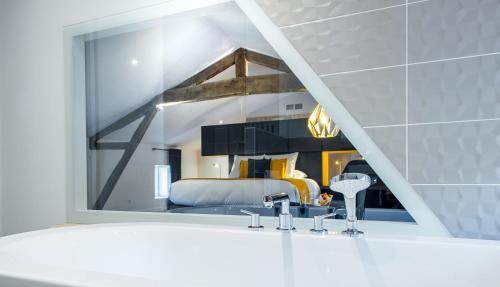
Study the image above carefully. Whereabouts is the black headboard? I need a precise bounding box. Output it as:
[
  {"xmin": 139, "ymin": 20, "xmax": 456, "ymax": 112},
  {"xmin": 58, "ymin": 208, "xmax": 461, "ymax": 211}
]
[
  {"xmin": 204, "ymin": 118, "xmax": 355, "ymax": 187},
  {"xmin": 228, "ymin": 152, "xmax": 322, "ymax": 185}
]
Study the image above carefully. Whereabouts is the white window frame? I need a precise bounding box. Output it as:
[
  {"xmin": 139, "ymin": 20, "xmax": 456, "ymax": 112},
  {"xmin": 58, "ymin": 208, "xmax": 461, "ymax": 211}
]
[{"xmin": 64, "ymin": 0, "xmax": 449, "ymax": 237}]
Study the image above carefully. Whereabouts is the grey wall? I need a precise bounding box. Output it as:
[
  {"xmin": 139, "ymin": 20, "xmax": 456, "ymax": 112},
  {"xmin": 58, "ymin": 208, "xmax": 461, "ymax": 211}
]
[{"xmin": 256, "ymin": 0, "xmax": 500, "ymax": 239}]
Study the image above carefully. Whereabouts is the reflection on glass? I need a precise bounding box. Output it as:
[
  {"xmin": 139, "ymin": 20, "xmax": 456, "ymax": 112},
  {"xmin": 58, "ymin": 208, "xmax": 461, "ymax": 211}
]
[{"xmin": 80, "ymin": 2, "xmax": 412, "ymax": 223}]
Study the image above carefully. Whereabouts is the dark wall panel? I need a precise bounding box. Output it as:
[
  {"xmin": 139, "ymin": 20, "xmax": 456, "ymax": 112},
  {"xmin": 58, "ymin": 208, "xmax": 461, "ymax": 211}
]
[{"xmin": 202, "ymin": 119, "xmax": 354, "ymax": 156}]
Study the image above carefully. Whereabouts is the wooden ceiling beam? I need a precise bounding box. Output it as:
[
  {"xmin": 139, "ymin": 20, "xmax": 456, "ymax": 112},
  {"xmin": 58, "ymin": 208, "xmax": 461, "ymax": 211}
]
[
  {"xmin": 234, "ymin": 48, "xmax": 248, "ymax": 78},
  {"xmin": 245, "ymin": 49, "xmax": 292, "ymax": 74},
  {"xmin": 161, "ymin": 74, "xmax": 305, "ymax": 104},
  {"xmin": 88, "ymin": 98, "xmax": 160, "ymax": 145}
]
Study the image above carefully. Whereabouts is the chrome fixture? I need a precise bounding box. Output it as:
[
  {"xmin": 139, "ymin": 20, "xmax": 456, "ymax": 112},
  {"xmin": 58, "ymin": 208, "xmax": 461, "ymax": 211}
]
[
  {"xmin": 240, "ymin": 209, "xmax": 263, "ymax": 230},
  {"xmin": 309, "ymin": 208, "xmax": 346, "ymax": 234},
  {"xmin": 310, "ymin": 213, "xmax": 335, "ymax": 233},
  {"xmin": 263, "ymin": 193, "xmax": 295, "ymax": 231},
  {"xmin": 330, "ymin": 173, "xmax": 372, "ymax": 237}
]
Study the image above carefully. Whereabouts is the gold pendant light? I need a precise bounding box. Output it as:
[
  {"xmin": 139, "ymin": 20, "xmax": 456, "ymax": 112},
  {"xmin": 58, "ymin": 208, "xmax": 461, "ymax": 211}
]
[{"xmin": 307, "ymin": 104, "xmax": 340, "ymax": 138}]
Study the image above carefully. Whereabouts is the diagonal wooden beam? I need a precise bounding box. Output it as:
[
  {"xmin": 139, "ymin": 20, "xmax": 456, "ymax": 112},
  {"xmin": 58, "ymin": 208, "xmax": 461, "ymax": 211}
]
[
  {"xmin": 94, "ymin": 107, "xmax": 158, "ymax": 210},
  {"xmin": 89, "ymin": 95, "xmax": 161, "ymax": 146},
  {"xmin": 245, "ymin": 49, "xmax": 292, "ymax": 74}
]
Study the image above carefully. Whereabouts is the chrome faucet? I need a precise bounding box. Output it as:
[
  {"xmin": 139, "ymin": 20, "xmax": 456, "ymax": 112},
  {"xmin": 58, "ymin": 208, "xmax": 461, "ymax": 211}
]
[
  {"xmin": 240, "ymin": 209, "xmax": 263, "ymax": 230},
  {"xmin": 330, "ymin": 173, "xmax": 372, "ymax": 237},
  {"xmin": 310, "ymin": 208, "xmax": 345, "ymax": 234},
  {"xmin": 263, "ymin": 193, "xmax": 295, "ymax": 231}
]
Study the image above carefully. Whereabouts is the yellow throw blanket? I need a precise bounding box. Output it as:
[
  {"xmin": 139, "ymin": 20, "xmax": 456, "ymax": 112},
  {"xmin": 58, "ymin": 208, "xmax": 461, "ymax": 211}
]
[
  {"xmin": 181, "ymin": 178, "xmax": 311, "ymax": 205},
  {"xmin": 281, "ymin": 178, "xmax": 310, "ymax": 205}
]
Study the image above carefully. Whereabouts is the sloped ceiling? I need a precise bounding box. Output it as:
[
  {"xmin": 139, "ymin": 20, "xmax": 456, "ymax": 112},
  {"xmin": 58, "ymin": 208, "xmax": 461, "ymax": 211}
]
[{"xmin": 86, "ymin": 2, "xmax": 316, "ymax": 146}]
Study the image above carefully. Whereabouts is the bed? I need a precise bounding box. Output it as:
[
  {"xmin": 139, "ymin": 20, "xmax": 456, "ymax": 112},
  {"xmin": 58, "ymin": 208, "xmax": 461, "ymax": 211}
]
[{"xmin": 169, "ymin": 178, "xmax": 320, "ymax": 206}]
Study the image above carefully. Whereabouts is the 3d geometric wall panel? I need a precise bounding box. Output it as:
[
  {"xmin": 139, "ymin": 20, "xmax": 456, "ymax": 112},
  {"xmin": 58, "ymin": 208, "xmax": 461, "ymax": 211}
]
[
  {"xmin": 415, "ymin": 186, "xmax": 500, "ymax": 240},
  {"xmin": 408, "ymin": 120, "xmax": 500, "ymax": 184},
  {"xmin": 281, "ymin": 6, "xmax": 405, "ymax": 75},
  {"xmin": 322, "ymin": 67, "xmax": 405, "ymax": 127},
  {"xmin": 255, "ymin": 0, "xmax": 404, "ymax": 27},
  {"xmin": 257, "ymin": 0, "xmax": 500, "ymax": 240},
  {"xmin": 408, "ymin": 0, "xmax": 500, "ymax": 63},
  {"xmin": 409, "ymin": 54, "xmax": 500, "ymax": 123}
]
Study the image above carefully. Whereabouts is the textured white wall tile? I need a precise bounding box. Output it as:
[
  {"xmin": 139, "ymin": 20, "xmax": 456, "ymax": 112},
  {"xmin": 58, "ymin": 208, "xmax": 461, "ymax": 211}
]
[
  {"xmin": 255, "ymin": 0, "xmax": 404, "ymax": 27},
  {"xmin": 322, "ymin": 67, "xmax": 405, "ymax": 126},
  {"xmin": 415, "ymin": 185, "xmax": 500, "ymax": 240},
  {"xmin": 409, "ymin": 54, "xmax": 500, "ymax": 123},
  {"xmin": 282, "ymin": 6, "xmax": 405, "ymax": 75},
  {"xmin": 408, "ymin": 0, "xmax": 500, "ymax": 63},
  {"xmin": 408, "ymin": 120, "xmax": 500, "ymax": 184},
  {"xmin": 365, "ymin": 126, "xmax": 406, "ymax": 176},
  {"xmin": 257, "ymin": 0, "xmax": 500, "ymax": 239}
]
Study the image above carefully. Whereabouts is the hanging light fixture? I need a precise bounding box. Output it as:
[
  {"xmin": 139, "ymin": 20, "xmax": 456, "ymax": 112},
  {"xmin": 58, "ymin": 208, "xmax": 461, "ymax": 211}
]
[{"xmin": 307, "ymin": 104, "xmax": 340, "ymax": 138}]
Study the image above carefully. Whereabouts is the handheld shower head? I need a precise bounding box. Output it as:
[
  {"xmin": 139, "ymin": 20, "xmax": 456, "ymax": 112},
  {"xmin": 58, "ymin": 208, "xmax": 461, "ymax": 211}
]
[
  {"xmin": 330, "ymin": 173, "xmax": 371, "ymax": 198},
  {"xmin": 329, "ymin": 173, "xmax": 372, "ymax": 237}
]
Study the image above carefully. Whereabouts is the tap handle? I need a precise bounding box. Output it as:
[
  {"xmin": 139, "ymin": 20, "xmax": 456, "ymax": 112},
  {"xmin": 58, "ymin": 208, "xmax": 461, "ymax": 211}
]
[
  {"xmin": 317, "ymin": 212, "xmax": 336, "ymax": 220},
  {"xmin": 240, "ymin": 209, "xmax": 255, "ymax": 216},
  {"xmin": 240, "ymin": 209, "xmax": 263, "ymax": 230},
  {"xmin": 311, "ymin": 213, "xmax": 335, "ymax": 233}
]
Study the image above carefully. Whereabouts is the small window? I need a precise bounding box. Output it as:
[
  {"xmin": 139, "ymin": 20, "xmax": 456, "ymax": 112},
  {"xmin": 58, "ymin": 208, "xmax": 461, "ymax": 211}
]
[
  {"xmin": 294, "ymin": 103, "xmax": 303, "ymax": 110},
  {"xmin": 155, "ymin": 165, "xmax": 171, "ymax": 199},
  {"xmin": 285, "ymin": 104, "xmax": 294, "ymax": 110}
]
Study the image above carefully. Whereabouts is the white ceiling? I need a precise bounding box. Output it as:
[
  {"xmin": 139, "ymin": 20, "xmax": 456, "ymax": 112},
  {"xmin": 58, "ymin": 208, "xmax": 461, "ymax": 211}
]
[{"xmin": 85, "ymin": 2, "xmax": 317, "ymax": 146}]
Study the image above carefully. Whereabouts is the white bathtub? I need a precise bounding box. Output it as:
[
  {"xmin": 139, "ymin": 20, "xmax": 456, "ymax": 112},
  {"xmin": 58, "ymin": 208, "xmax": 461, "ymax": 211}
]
[{"xmin": 0, "ymin": 223, "xmax": 498, "ymax": 287}]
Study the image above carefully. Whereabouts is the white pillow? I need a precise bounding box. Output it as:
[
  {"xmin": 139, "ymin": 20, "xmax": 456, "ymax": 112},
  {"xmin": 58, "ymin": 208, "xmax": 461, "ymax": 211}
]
[
  {"xmin": 292, "ymin": 170, "xmax": 308, "ymax": 179},
  {"xmin": 264, "ymin": 152, "xmax": 299, "ymax": 178},
  {"xmin": 228, "ymin": 155, "xmax": 265, "ymax": 178}
]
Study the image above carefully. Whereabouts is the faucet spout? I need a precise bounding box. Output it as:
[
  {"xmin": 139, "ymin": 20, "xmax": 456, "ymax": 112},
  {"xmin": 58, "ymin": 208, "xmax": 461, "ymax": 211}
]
[{"xmin": 263, "ymin": 193, "xmax": 295, "ymax": 231}]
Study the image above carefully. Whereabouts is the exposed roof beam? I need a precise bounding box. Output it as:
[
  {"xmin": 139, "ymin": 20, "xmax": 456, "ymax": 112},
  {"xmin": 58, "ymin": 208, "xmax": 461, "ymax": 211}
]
[
  {"xmin": 234, "ymin": 48, "xmax": 248, "ymax": 77},
  {"xmin": 245, "ymin": 49, "xmax": 292, "ymax": 73},
  {"xmin": 88, "ymin": 98, "xmax": 160, "ymax": 146},
  {"xmin": 161, "ymin": 74, "xmax": 305, "ymax": 104}
]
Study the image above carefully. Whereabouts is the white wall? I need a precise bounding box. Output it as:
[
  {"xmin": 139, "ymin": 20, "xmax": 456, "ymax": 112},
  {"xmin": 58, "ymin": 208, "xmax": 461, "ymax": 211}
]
[
  {"xmin": 0, "ymin": 0, "xmax": 4, "ymax": 236},
  {"xmin": 0, "ymin": 0, "xmax": 172, "ymax": 235}
]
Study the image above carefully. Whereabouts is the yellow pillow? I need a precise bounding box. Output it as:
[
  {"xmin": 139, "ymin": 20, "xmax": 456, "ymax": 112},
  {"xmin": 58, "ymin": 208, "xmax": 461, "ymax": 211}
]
[
  {"xmin": 239, "ymin": 160, "xmax": 248, "ymax": 178},
  {"xmin": 269, "ymin": 159, "xmax": 288, "ymax": 179}
]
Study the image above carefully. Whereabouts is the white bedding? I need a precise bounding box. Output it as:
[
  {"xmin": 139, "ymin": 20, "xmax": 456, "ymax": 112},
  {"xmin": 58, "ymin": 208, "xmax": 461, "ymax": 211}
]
[{"xmin": 169, "ymin": 178, "xmax": 320, "ymax": 206}]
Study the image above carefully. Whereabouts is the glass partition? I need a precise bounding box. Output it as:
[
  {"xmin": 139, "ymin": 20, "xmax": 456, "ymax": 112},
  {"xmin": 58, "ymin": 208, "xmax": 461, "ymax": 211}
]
[{"xmin": 70, "ymin": 1, "xmax": 415, "ymax": 225}]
